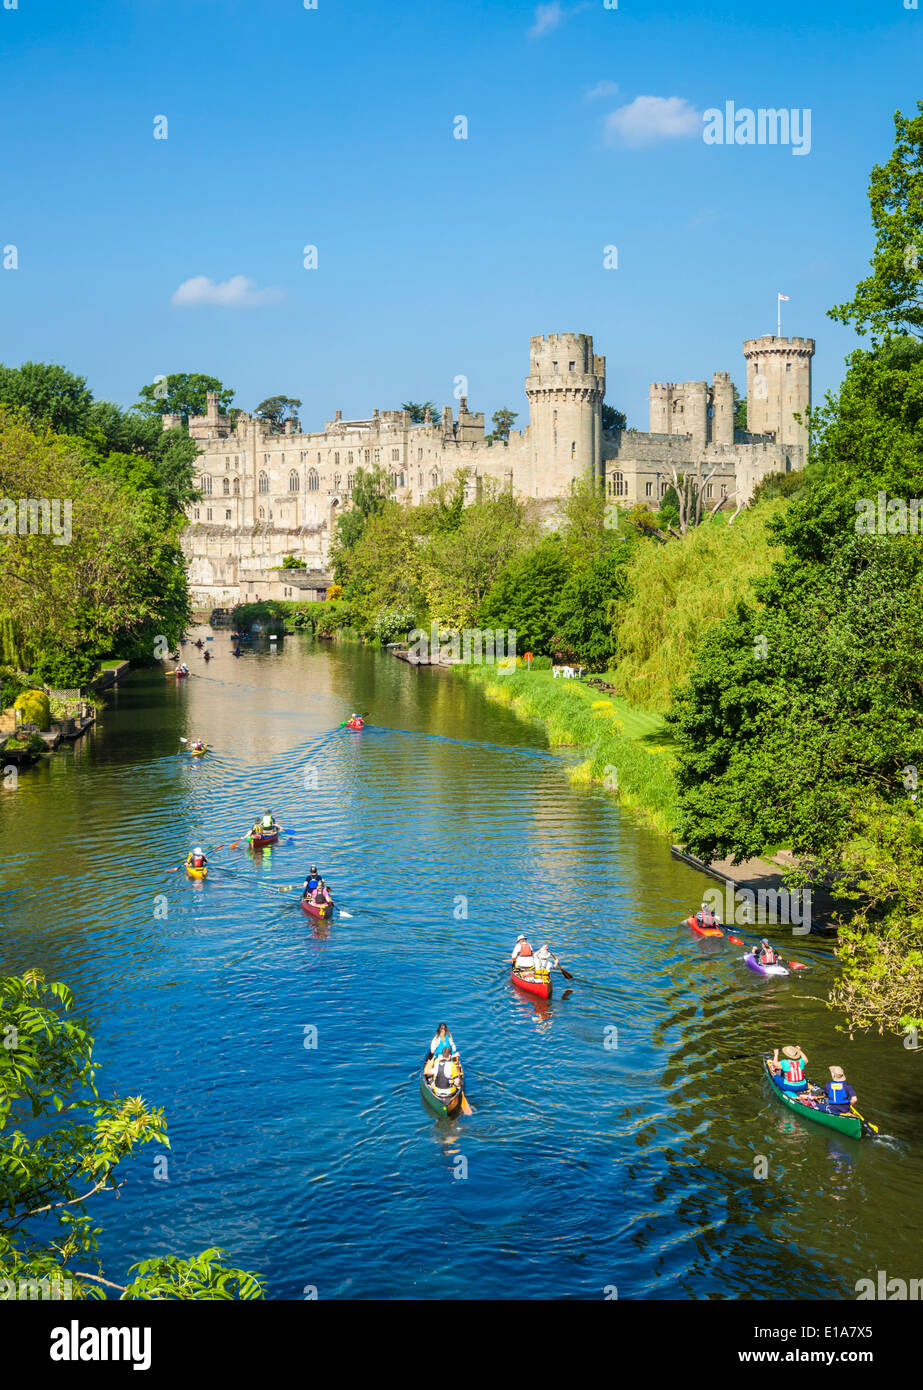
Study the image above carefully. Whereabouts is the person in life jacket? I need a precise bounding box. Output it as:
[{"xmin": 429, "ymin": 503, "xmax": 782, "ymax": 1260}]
[
  {"xmin": 533, "ymin": 944, "xmax": 560, "ymax": 977},
  {"xmin": 261, "ymin": 812, "xmax": 276, "ymax": 832},
  {"xmin": 696, "ymin": 901, "xmax": 721, "ymax": 929},
  {"xmin": 770, "ymin": 1044, "xmax": 809, "ymax": 1093},
  {"xmin": 432, "ymin": 1046, "xmax": 460, "ymax": 1096},
  {"xmin": 191, "ymin": 740, "xmax": 205, "ymax": 753},
  {"xmin": 311, "ymin": 878, "xmax": 333, "ymax": 906},
  {"xmin": 822, "ymin": 1065, "xmax": 858, "ymax": 1114},
  {"xmin": 302, "ymin": 865, "xmax": 320, "ymax": 899},
  {"xmin": 758, "ymin": 938, "xmax": 778, "ymax": 966},
  {"xmin": 188, "ymin": 847, "xmax": 207, "ymax": 870},
  {"xmin": 428, "ymin": 1022, "xmax": 456, "ymax": 1060},
  {"xmin": 511, "ymin": 935, "xmax": 535, "ymax": 971}
]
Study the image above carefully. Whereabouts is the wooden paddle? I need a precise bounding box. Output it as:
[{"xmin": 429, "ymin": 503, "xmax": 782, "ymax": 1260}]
[
  {"xmin": 557, "ymin": 963, "xmax": 574, "ymax": 981},
  {"xmin": 460, "ymin": 1091, "xmax": 473, "ymax": 1116}
]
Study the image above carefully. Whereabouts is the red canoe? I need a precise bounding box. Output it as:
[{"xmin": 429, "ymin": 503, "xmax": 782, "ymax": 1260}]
[
  {"xmin": 346, "ymin": 720, "xmax": 364, "ymax": 730},
  {"xmin": 687, "ymin": 914, "xmax": 724, "ymax": 938},
  {"xmin": 248, "ymin": 829, "xmax": 279, "ymax": 849},
  {"xmin": 510, "ymin": 968, "xmax": 552, "ymax": 1000},
  {"xmin": 301, "ymin": 898, "xmax": 334, "ymax": 920}
]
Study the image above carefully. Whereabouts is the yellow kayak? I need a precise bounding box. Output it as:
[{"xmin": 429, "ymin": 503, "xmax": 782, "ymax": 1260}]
[
  {"xmin": 185, "ymin": 860, "xmax": 208, "ymax": 880},
  {"xmin": 188, "ymin": 744, "xmax": 208, "ymax": 757}
]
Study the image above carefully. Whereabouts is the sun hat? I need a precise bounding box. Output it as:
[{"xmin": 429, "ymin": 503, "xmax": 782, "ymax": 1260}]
[
  {"xmin": 829, "ymin": 1065, "xmax": 846, "ymax": 1081},
  {"xmin": 782, "ymin": 1045, "xmax": 801, "ymax": 1059}
]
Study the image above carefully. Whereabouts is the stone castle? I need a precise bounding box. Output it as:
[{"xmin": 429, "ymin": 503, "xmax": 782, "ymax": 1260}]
[{"xmin": 179, "ymin": 330, "xmax": 814, "ymax": 608}]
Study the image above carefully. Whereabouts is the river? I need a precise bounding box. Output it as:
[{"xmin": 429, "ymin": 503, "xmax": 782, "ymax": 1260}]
[{"xmin": 1, "ymin": 629, "xmax": 920, "ymax": 1300}]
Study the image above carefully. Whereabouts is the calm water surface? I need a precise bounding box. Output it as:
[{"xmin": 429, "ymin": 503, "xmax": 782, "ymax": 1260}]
[{"xmin": 1, "ymin": 631, "xmax": 920, "ymax": 1299}]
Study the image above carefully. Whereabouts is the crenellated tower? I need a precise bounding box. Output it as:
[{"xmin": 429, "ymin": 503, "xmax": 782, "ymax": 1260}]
[
  {"xmin": 525, "ymin": 333, "xmax": 605, "ymax": 497},
  {"xmin": 742, "ymin": 335, "xmax": 815, "ymax": 450}
]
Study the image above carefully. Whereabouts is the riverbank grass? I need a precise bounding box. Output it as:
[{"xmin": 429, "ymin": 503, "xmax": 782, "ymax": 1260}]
[{"xmin": 458, "ymin": 666, "xmax": 678, "ymax": 836}]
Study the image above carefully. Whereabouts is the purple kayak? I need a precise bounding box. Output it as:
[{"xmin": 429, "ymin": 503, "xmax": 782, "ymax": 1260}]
[{"xmin": 744, "ymin": 951, "xmax": 789, "ymax": 978}]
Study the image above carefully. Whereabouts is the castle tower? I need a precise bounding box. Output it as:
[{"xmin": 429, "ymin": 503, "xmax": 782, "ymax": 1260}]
[
  {"xmin": 742, "ymin": 336, "xmax": 815, "ymax": 449},
  {"xmin": 711, "ymin": 371, "xmax": 734, "ymax": 446},
  {"xmin": 526, "ymin": 333, "xmax": 605, "ymax": 497}
]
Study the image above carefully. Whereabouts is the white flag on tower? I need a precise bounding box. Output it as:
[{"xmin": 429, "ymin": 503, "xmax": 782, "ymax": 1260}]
[{"xmin": 777, "ymin": 294, "xmax": 789, "ymax": 336}]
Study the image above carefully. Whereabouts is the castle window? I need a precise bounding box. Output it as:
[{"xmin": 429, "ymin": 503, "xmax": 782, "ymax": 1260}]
[
  {"xmin": 390, "ymin": 472, "xmax": 397, "ymax": 488},
  {"xmin": 234, "ymin": 477, "xmax": 240, "ymax": 495},
  {"xmin": 259, "ymin": 507, "xmax": 265, "ymax": 519},
  {"xmin": 418, "ymin": 448, "xmax": 423, "ymax": 460},
  {"xmin": 611, "ymin": 471, "xmax": 625, "ymax": 497},
  {"xmin": 569, "ymin": 361, "xmax": 575, "ymax": 372},
  {"xmin": 430, "ymin": 470, "xmax": 439, "ymax": 488},
  {"xmin": 194, "ymin": 508, "xmax": 200, "ymax": 519},
  {"xmin": 334, "ymin": 451, "xmax": 340, "ymax": 466},
  {"xmin": 392, "ymin": 448, "xmax": 400, "ymax": 461},
  {"xmin": 706, "ymin": 484, "xmax": 713, "ymax": 498},
  {"xmin": 258, "ymin": 471, "xmax": 269, "ymax": 493},
  {"xmin": 223, "ymin": 478, "xmax": 230, "ymax": 495},
  {"xmin": 301, "ymin": 451, "xmax": 307, "ymax": 462},
  {"xmin": 281, "ymin": 454, "xmax": 285, "ymax": 465},
  {"xmin": 660, "ymin": 480, "xmax": 668, "ymax": 496},
  {"xmin": 786, "ymin": 362, "xmax": 791, "ymax": 372},
  {"xmin": 334, "ymin": 474, "xmax": 341, "ymax": 492},
  {"xmin": 225, "ymin": 456, "xmax": 230, "ymax": 470},
  {"xmin": 347, "ymin": 473, "xmax": 353, "ymax": 491},
  {"xmin": 225, "ymin": 509, "xmax": 231, "ymax": 520},
  {"xmin": 720, "ymin": 483, "xmax": 728, "ymax": 497},
  {"xmin": 206, "ymin": 508, "xmax": 212, "ymax": 520},
  {"xmin": 289, "ymin": 470, "xmax": 299, "ymax": 492},
  {"xmin": 365, "ymin": 449, "xmax": 370, "ymax": 462},
  {"xmin": 399, "ymin": 472, "xmax": 405, "ymax": 487},
  {"xmin": 374, "ymin": 449, "xmax": 380, "ymax": 463},
  {"xmin": 645, "ymin": 481, "xmax": 653, "ymax": 497},
  {"xmin": 552, "ymin": 361, "xmax": 557, "ymax": 371},
  {"xmin": 317, "ymin": 452, "xmax": 321, "ymax": 464},
  {"xmin": 201, "ymin": 475, "xmax": 212, "ymax": 495},
  {"xmin": 571, "ymin": 442, "xmax": 576, "ymax": 459},
  {"xmin": 264, "ymin": 454, "xmax": 271, "ymax": 465},
  {"xmin": 418, "ymin": 472, "xmax": 423, "ymax": 488},
  {"xmin": 347, "ymin": 451, "xmax": 354, "ymax": 465},
  {"xmin": 308, "ymin": 469, "xmax": 319, "ymax": 491}
]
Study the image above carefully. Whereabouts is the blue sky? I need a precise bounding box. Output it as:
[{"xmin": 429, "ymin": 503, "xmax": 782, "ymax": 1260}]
[{"xmin": 2, "ymin": 0, "xmax": 921, "ymax": 431}]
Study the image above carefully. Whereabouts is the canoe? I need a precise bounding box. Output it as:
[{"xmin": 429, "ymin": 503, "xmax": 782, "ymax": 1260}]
[
  {"xmin": 745, "ymin": 951, "xmax": 789, "ymax": 977},
  {"xmin": 175, "ymin": 670, "xmax": 189, "ymax": 680},
  {"xmin": 687, "ymin": 914, "xmax": 723, "ymax": 938},
  {"xmin": 301, "ymin": 897, "xmax": 333, "ymax": 920},
  {"xmin": 248, "ymin": 829, "xmax": 279, "ymax": 849},
  {"xmin": 510, "ymin": 967, "xmax": 552, "ymax": 1000},
  {"xmin": 188, "ymin": 744, "xmax": 208, "ymax": 757},
  {"xmin": 761, "ymin": 1053, "xmax": 864, "ymax": 1139},
  {"xmin": 185, "ymin": 861, "xmax": 208, "ymax": 880},
  {"xmin": 346, "ymin": 720, "xmax": 364, "ymax": 730},
  {"xmin": 420, "ymin": 1055, "xmax": 465, "ymax": 1118}
]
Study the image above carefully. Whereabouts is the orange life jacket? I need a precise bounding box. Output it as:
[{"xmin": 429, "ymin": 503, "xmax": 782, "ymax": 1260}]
[{"xmin": 785, "ymin": 1058, "xmax": 804, "ymax": 1083}]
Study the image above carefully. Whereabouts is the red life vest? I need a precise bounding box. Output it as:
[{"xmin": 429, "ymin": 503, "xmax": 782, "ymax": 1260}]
[
  {"xmin": 515, "ymin": 939, "xmax": 533, "ymax": 960},
  {"xmin": 760, "ymin": 947, "xmax": 777, "ymax": 965},
  {"xmin": 785, "ymin": 1058, "xmax": 804, "ymax": 1082}
]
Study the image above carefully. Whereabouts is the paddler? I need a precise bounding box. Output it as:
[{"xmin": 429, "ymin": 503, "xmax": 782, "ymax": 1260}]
[
  {"xmin": 770, "ymin": 1044, "xmax": 809, "ymax": 1093},
  {"xmin": 191, "ymin": 739, "xmax": 205, "ymax": 753},
  {"xmin": 427, "ymin": 1022, "xmax": 457, "ymax": 1060},
  {"xmin": 431, "ymin": 1045, "xmax": 460, "ymax": 1096},
  {"xmin": 822, "ymin": 1065, "xmax": 858, "ymax": 1114},
  {"xmin": 511, "ymin": 934, "xmax": 535, "ymax": 972},
  {"xmin": 696, "ymin": 901, "xmax": 721, "ymax": 929},
  {"xmin": 302, "ymin": 865, "xmax": 320, "ymax": 898},
  {"xmin": 187, "ymin": 846, "xmax": 207, "ymax": 871},
  {"xmin": 533, "ymin": 944, "xmax": 560, "ymax": 976},
  {"xmin": 757, "ymin": 938, "xmax": 778, "ymax": 966}
]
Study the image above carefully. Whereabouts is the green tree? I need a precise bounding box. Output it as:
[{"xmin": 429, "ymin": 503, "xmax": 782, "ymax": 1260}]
[
  {"xmin": 254, "ymin": 396, "xmax": 302, "ymax": 429},
  {"xmin": 733, "ymin": 386, "xmax": 747, "ymax": 433},
  {"xmin": 422, "ymin": 485, "xmax": 531, "ymax": 628},
  {"xmin": 0, "ymin": 969, "xmax": 264, "ymax": 1299},
  {"xmin": 329, "ymin": 465, "xmax": 393, "ymax": 581},
  {"xmin": 135, "ymin": 373, "xmax": 234, "ymax": 423},
  {"xmin": 0, "ymin": 362, "xmax": 93, "ymax": 435},
  {"xmin": 400, "ymin": 401, "xmax": 439, "ymax": 424},
  {"xmin": 478, "ymin": 536, "xmax": 571, "ymax": 655},
  {"xmin": 601, "ymin": 403, "xmax": 627, "ymax": 433},
  {"xmin": 830, "ymin": 101, "xmax": 923, "ymax": 340},
  {"xmin": 486, "ymin": 408, "xmax": 518, "ymax": 442}
]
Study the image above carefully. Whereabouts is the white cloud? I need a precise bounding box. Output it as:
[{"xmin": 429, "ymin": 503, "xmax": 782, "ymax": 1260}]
[
  {"xmin": 603, "ymin": 95, "xmax": 701, "ymax": 147},
  {"xmin": 170, "ymin": 275, "xmax": 284, "ymax": 308},
  {"xmin": 530, "ymin": 3, "xmax": 564, "ymax": 36},
  {"xmin": 585, "ymin": 81, "xmax": 619, "ymax": 102}
]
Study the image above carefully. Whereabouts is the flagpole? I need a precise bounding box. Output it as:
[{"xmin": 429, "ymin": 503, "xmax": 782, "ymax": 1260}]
[{"xmin": 777, "ymin": 293, "xmax": 781, "ymax": 338}]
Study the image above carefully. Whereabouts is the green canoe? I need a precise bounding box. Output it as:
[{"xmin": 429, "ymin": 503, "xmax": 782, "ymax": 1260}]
[
  {"xmin": 762, "ymin": 1054, "xmax": 864, "ymax": 1139},
  {"xmin": 420, "ymin": 1055, "xmax": 465, "ymax": 1118}
]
